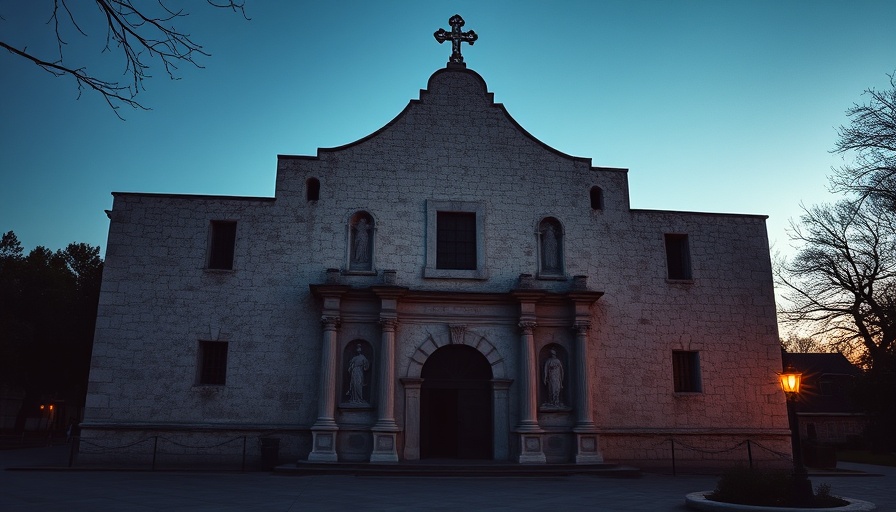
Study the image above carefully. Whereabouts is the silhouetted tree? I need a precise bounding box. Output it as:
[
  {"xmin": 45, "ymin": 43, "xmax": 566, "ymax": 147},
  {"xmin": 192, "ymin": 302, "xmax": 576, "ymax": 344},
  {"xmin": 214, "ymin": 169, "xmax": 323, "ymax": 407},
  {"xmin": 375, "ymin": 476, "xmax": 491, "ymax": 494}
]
[
  {"xmin": 779, "ymin": 333, "xmax": 832, "ymax": 354},
  {"xmin": 777, "ymin": 199, "xmax": 896, "ymax": 370},
  {"xmin": 0, "ymin": 231, "xmax": 103, "ymax": 431},
  {"xmin": 777, "ymin": 196, "xmax": 896, "ymax": 451},
  {"xmin": 832, "ymin": 72, "xmax": 896, "ymax": 209},
  {"xmin": 0, "ymin": 1, "xmax": 247, "ymax": 117}
]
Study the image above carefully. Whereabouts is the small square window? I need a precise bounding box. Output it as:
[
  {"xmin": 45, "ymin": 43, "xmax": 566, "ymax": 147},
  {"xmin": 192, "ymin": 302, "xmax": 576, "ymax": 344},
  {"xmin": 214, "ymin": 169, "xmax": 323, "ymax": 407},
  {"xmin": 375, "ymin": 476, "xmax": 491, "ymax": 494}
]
[
  {"xmin": 672, "ymin": 350, "xmax": 701, "ymax": 392},
  {"xmin": 208, "ymin": 221, "xmax": 237, "ymax": 270},
  {"xmin": 664, "ymin": 233, "xmax": 692, "ymax": 280},
  {"xmin": 198, "ymin": 341, "xmax": 228, "ymax": 385}
]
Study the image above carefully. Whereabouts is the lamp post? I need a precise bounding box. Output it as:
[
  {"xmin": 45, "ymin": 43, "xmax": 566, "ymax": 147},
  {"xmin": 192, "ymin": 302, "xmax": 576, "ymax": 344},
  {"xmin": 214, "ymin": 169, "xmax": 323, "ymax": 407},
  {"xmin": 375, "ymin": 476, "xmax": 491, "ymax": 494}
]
[{"xmin": 779, "ymin": 365, "xmax": 814, "ymax": 506}]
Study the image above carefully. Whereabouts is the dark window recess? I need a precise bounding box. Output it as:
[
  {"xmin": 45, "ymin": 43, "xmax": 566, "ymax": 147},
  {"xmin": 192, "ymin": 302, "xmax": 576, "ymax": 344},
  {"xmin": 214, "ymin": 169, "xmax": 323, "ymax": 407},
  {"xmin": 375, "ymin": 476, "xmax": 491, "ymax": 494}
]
[
  {"xmin": 436, "ymin": 211, "xmax": 477, "ymax": 270},
  {"xmin": 672, "ymin": 351, "xmax": 701, "ymax": 392},
  {"xmin": 664, "ymin": 233, "xmax": 692, "ymax": 280},
  {"xmin": 590, "ymin": 186, "xmax": 603, "ymax": 210},
  {"xmin": 208, "ymin": 221, "xmax": 237, "ymax": 270},
  {"xmin": 306, "ymin": 178, "xmax": 320, "ymax": 201},
  {"xmin": 199, "ymin": 341, "xmax": 228, "ymax": 385}
]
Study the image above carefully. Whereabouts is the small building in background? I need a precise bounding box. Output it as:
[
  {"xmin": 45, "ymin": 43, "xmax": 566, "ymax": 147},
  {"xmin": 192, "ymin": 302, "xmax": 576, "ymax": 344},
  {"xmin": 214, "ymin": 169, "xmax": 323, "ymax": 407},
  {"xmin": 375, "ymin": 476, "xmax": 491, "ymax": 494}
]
[{"xmin": 782, "ymin": 352, "xmax": 866, "ymax": 445}]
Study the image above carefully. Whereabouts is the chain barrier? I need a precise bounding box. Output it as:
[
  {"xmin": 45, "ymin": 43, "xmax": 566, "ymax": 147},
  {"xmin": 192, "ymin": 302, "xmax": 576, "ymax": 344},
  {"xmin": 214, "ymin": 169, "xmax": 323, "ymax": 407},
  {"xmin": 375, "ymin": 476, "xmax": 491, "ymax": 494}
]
[
  {"xmin": 644, "ymin": 436, "xmax": 794, "ymax": 476},
  {"xmin": 72, "ymin": 432, "xmax": 292, "ymax": 470}
]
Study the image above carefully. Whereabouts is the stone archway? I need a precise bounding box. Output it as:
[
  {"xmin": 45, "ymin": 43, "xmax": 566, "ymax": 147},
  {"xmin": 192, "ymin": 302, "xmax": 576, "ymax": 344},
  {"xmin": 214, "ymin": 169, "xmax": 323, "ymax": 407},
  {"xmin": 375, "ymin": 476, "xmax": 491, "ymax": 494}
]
[
  {"xmin": 420, "ymin": 344, "xmax": 493, "ymax": 459},
  {"xmin": 401, "ymin": 329, "xmax": 511, "ymax": 461}
]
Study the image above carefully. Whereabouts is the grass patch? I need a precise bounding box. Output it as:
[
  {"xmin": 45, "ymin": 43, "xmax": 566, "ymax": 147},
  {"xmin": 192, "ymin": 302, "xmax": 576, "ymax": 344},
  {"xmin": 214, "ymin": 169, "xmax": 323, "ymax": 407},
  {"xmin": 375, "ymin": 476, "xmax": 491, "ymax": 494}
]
[
  {"xmin": 837, "ymin": 449, "xmax": 896, "ymax": 467},
  {"xmin": 707, "ymin": 467, "xmax": 848, "ymax": 508}
]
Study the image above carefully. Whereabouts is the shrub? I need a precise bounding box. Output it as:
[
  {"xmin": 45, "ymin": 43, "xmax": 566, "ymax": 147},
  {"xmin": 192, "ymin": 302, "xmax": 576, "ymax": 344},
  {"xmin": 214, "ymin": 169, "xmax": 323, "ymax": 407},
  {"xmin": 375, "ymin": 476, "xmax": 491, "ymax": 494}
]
[
  {"xmin": 708, "ymin": 467, "xmax": 792, "ymax": 507},
  {"xmin": 707, "ymin": 467, "xmax": 849, "ymax": 508}
]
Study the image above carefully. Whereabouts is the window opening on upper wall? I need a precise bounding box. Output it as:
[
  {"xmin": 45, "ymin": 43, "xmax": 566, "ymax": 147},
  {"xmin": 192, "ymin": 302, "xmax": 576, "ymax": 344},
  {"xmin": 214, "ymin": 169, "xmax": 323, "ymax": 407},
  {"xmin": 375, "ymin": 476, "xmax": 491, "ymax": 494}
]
[
  {"xmin": 307, "ymin": 178, "xmax": 320, "ymax": 201},
  {"xmin": 590, "ymin": 186, "xmax": 603, "ymax": 210}
]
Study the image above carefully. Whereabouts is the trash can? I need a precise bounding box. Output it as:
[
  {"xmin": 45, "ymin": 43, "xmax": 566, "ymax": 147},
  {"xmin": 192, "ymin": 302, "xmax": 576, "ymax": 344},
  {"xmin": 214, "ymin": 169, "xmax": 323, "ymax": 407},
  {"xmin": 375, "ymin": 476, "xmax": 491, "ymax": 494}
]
[{"xmin": 260, "ymin": 437, "xmax": 280, "ymax": 470}]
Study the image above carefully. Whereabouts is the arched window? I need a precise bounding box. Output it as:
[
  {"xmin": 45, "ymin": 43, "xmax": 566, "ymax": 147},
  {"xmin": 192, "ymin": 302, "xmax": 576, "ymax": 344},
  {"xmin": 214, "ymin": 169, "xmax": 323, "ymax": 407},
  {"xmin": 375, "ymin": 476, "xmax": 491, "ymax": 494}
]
[
  {"xmin": 348, "ymin": 211, "xmax": 374, "ymax": 272},
  {"xmin": 537, "ymin": 217, "xmax": 564, "ymax": 277},
  {"xmin": 590, "ymin": 186, "xmax": 603, "ymax": 210},
  {"xmin": 306, "ymin": 178, "xmax": 320, "ymax": 201}
]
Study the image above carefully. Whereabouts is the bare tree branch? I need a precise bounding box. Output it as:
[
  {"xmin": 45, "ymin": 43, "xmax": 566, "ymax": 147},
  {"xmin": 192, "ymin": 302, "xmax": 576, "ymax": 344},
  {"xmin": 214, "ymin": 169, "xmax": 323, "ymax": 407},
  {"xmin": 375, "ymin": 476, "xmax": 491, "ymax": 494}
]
[
  {"xmin": 831, "ymin": 72, "xmax": 896, "ymax": 208},
  {"xmin": 1, "ymin": 0, "xmax": 248, "ymax": 119},
  {"xmin": 777, "ymin": 198, "xmax": 896, "ymax": 368}
]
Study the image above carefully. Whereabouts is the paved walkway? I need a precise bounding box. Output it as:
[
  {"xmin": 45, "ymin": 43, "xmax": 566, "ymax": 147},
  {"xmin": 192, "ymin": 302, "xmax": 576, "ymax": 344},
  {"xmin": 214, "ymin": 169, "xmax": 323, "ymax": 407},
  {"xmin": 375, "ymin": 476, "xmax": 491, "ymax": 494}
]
[{"xmin": 1, "ymin": 445, "xmax": 893, "ymax": 511}]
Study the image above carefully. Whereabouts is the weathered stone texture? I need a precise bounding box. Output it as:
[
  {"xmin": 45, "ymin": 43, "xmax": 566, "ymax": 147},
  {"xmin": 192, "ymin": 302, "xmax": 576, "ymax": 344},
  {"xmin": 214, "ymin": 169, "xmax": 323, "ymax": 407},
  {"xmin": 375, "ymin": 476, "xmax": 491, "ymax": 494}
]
[{"xmin": 83, "ymin": 66, "xmax": 790, "ymax": 465}]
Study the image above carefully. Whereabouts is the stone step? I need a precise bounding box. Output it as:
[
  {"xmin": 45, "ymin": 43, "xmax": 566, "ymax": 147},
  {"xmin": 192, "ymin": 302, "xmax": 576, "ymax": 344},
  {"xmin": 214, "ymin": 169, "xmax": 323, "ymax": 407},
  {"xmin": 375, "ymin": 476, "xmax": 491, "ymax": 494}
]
[{"xmin": 278, "ymin": 461, "xmax": 641, "ymax": 478}]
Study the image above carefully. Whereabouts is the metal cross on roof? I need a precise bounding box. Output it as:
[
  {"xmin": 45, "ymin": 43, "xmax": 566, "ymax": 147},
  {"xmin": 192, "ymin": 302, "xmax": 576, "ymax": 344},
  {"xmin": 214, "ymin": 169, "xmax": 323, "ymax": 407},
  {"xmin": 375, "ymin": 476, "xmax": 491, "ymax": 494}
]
[{"xmin": 434, "ymin": 15, "xmax": 477, "ymax": 67}]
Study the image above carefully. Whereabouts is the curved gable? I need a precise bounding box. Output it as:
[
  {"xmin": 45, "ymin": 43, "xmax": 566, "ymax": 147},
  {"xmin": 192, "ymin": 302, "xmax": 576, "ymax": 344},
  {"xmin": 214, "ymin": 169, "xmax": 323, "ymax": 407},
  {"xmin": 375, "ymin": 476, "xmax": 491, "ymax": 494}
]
[{"xmin": 280, "ymin": 67, "xmax": 591, "ymax": 166}]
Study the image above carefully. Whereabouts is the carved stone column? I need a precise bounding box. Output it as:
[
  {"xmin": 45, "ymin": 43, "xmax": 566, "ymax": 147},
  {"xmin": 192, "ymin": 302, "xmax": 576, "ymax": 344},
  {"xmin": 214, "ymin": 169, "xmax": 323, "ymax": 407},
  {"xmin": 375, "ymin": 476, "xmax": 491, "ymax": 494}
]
[
  {"xmin": 400, "ymin": 378, "xmax": 423, "ymax": 460},
  {"xmin": 568, "ymin": 286, "xmax": 605, "ymax": 464},
  {"xmin": 370, "ymin": 284, "xmax": 406, "ymax": 463},
  {"xmin": 308, "ymin": 315, "xmax": 340, "ymax": 462},
  {"xmin": 512, "ymin": 286, "xmax": 547, "ymax": 464},
  {"xmin": 516, "ymin": 320, "xmax": 545, "ymax": 463},
  {"xmin": 307, "ymin": 283, "xmax": 349, "ymax": 463},
  {"xmin": 572, "ymin": 322, "xmax": 602, "ymax": 463},
  {"xmin": 517, "ymin": 321, "xmax": 540, "ymax": 432},
  {"xmin": 370, "ymin": 318, "xmax": 400, "ymax": 462}
]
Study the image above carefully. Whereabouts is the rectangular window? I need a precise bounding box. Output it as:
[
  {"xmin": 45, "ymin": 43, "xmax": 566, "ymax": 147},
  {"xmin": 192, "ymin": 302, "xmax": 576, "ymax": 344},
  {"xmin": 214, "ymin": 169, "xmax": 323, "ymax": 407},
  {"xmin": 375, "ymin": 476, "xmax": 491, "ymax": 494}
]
[
  {"xmin": 672, "ymin": 351, "xmax": 701, "ymax": 392},
  {"xmin": 208, "ymin": 221, "xmax": 237, "ymax": 270},
  {"xmin": 436, "ymin": 211, "xmax": 477, "ymax": 270},
  {"xmin": 198, "ymin": 341, "xmax": 228, "ymax": 385},
  {"xmin": 664, "ymin": 233, "xmax": 692, "ymax": 280},
  {"xmin": 424, "ymin": 200, "xmax": 487, "ymax": 279}
]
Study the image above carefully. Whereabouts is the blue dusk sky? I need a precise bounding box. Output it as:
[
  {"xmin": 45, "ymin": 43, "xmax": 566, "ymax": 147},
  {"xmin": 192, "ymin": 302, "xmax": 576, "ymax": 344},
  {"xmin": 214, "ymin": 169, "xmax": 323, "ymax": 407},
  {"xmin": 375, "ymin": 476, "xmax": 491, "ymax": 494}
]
[{"xmin": 2, "ymin": 1, "xmax": 896, "ymax": 265}]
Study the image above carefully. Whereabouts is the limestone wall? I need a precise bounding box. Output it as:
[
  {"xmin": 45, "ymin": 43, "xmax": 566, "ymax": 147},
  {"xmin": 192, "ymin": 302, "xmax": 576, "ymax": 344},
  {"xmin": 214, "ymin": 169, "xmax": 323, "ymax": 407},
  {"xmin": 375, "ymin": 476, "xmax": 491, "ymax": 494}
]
[{"xmin": 82, "ymin": 66, "xmax": 789, "ymax": 465}]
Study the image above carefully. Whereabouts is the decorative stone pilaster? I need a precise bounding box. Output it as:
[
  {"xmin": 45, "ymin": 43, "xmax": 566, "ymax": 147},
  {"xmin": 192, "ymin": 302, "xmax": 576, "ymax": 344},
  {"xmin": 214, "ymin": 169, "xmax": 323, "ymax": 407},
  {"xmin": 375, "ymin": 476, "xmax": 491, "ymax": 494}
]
[
  {"xmin": 400, "ymin": 378, "xmax": 423, "ymax": 460},
  {"xmin": 572, "ymin": 322, "xmax": 602, "ymax": 463},
  {"xmin": 370, "ymin": 318, "xmax": 400, "ymax": 462},
  {"xmin": 370, "ymin": 284, "xmax": 406, "ymax": 463},
  {"xmin": 516, "ymin": 321, "xmax": 541, "ymax": 433},
  {"xmin": 512, "ymin": 288, "xmax": 546, "ymax": 464},
  {"xmin": 492, "ymin": 378, "xmax": 514, "ymax": 461},
  {"xmin": 308, "ymin": 315, "xmax": 340, "ymax": 462},
  {"xmin": 307, "ymin": 282, "xmax": 350, "ymax": 463},
  {"xmin": 568, "ymin": 285, "xmax": 605, "ymax": 464}
]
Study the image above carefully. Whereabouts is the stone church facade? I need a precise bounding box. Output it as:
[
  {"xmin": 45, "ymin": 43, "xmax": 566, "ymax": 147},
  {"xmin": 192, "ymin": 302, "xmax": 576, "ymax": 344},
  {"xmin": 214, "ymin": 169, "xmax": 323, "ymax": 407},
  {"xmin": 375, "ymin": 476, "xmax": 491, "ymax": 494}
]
[{"xmin": 81, "ymin": 26, "xmax": 791, "ymax": 468}]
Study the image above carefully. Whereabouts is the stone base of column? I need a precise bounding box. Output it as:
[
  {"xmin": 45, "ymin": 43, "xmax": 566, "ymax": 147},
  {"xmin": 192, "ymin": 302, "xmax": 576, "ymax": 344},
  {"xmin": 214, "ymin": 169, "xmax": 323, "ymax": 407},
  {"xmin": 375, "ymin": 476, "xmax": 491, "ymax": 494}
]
[
  {"xmin": 307, "ymin": 427, "xmax": 338, "ymax": 462},
  {"xmin": 573, "ymin": 431, "xmax": 603, "ymax": 464},
  {"xmin": 517, "ymin": 433, "xmax": 546, "ymax": 464},
  {"xmin": 369, "ymin": 431, "xmax": 399, "ymax": 463}
]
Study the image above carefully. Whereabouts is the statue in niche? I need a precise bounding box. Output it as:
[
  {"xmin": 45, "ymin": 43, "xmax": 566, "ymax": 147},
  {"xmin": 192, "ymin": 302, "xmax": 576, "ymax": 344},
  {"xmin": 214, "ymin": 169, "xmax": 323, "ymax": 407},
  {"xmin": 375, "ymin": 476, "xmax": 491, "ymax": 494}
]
[
  {"xmin": 346, "ymin": 344, "xmax": 370, "ymax": 404},
  {"xmin": 543, "ymin": 348, "xmax": 564, "ymax": 408},
  {"xmin": 353, "ymin": 217, "xmax": 371, "ymax": 264},
  {"xmin": 542, "ymin": 223, "xmax": 559, "ymax": 272}
]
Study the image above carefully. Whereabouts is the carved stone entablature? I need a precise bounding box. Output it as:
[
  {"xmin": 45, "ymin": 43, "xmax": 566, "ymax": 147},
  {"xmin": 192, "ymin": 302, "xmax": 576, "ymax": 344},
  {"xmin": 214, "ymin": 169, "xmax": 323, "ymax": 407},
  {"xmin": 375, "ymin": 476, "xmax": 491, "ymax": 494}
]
[{"xmin": 449, "ymin": 324, "xmax": 466, "ymax": 344}]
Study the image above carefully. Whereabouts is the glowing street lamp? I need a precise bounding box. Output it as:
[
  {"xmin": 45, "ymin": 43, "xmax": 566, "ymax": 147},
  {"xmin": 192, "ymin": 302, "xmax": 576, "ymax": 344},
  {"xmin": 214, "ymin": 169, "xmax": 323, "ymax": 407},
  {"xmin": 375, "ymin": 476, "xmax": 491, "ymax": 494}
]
[
  {"xmin": 779, "ymin": 364, "xmax": 813, "ymax": 506},
  {"xmin": 779, "ymin": 369, "xmax": 802, "ymax": 395}
]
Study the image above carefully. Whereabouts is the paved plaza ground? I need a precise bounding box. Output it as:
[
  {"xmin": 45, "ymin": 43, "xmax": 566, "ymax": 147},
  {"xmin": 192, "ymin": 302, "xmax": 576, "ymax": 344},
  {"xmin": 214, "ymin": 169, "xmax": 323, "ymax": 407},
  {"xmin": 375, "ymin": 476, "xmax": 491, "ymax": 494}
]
[{"xmin": 1, "ymin": 444, "xmax": 894, "ymax": 511}]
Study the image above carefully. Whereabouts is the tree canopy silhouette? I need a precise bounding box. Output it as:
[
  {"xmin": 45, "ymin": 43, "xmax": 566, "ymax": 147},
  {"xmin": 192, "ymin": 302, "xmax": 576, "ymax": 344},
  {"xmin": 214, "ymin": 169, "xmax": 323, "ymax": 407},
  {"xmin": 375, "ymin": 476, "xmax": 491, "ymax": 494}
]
[{"xmin": 0, "ymin": 231, "xmax": 103, "ymax": 431}]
